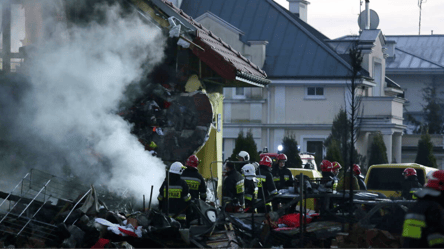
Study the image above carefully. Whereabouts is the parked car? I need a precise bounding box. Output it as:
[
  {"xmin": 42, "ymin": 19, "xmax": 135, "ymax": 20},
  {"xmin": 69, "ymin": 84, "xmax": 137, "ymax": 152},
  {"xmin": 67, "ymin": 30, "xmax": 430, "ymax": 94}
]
[
  {"xmin": 259, "ymin": 152, "xmax": 318, "ymax": 171},
  {"xmin": 364, "ymin": 163, "xmax": 437, "ymax": 198}
]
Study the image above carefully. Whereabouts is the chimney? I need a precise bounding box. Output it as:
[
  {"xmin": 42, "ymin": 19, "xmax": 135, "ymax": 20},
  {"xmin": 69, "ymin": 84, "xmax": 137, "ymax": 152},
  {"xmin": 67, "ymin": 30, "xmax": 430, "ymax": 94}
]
[
  {"xmin": 385, "ymin": 40, "xmax": 396, "ymax": 58},
  {"xmin": 365, "ymin": 0, "xmax": 370, "ymax": 30},
  {"xmin": 287, "ymin": 0, "xmax": 310, "ymax": 23}
]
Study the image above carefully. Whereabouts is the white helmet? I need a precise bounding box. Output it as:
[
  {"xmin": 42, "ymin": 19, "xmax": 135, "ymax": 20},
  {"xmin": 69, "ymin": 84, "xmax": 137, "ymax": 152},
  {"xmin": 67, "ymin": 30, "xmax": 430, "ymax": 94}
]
[
  {"xmin": 252, "ymin": 162, "xmax": 259, "ymax": 170},
  {"xmin": 237, "ymin": 151, "xmax": 250, "ymax": 161},
  {"xmin": 241, "ymin": 164, "xmax": 256, "ymax": 176},
  {"xmin": 169, "ymin": 162, "xmax": 186, "ymax": 175}
]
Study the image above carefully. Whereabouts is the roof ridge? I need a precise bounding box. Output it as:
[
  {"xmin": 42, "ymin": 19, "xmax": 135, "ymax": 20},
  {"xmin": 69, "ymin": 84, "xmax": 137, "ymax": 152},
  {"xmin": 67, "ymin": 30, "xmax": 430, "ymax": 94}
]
[
  {"xmin": 396, "ymin": 47, "xmax": 444, "ymax": 69},
  {"xmin": 386, "ymin": 35, "xmax": 444, "ymax": 37},
  {"xmin": 265, "ymin": 0, "xmax": 354, "ymax": 73}
]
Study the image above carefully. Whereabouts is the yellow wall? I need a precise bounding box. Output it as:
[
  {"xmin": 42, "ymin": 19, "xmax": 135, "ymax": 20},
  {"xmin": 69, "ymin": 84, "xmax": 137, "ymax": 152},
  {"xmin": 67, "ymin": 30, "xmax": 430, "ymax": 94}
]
[{"xmin": 196, "ymin": 92, "xmax": 224, "ymax": 201}]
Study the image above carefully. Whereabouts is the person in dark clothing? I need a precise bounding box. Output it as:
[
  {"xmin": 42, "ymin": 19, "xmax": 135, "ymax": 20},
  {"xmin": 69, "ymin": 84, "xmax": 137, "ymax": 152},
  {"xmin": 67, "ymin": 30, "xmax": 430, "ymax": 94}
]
[
  {"xmin": 181, "ymin": 155, "xmax": 206, "ymax": 200},
  {"xmin": 402, "ymin": 170, "xmax": 444, "ymax": 248},
  {"xmin": 158, "ymin": 162, "xmax": 192, "ymax": 224},
  {"xmin": 353, "ymin": 164, "xmax": 367, "ymax": 190},
  {"xmin": 320, "ymin": 160, "xmax": 334, "ymax": 179},
  {"xmin": 241, "ymin": 163, "xmax": 258, "ymax": 213},
  {"xmin": 222, "ymin": 162, "xmax": 245, "ymax": 212},
  {"xmin": 401, "ymin": 168, "xmax": 423, "ymax": 200},
  {"xmin": 272, "ymin": 154, "xmax": 294, "ymax": 190},
  {"xmin": 256, "ymin": 156, "xmax": 278, "ymax": 213}
]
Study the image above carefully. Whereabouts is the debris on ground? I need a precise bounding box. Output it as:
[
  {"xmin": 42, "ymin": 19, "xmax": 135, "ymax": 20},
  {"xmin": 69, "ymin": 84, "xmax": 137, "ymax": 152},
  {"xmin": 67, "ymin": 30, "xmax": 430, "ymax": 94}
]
[{"xmin": 0, "ymin": 168, "xmax": 413, "ymax": 248}]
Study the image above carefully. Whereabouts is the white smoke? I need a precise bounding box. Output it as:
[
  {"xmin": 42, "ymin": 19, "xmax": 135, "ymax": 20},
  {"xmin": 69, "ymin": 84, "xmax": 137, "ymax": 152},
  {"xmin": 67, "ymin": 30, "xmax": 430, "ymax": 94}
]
[{"xmin": 6, "ymin": 3, "xmax": 167, "ymax": 203}]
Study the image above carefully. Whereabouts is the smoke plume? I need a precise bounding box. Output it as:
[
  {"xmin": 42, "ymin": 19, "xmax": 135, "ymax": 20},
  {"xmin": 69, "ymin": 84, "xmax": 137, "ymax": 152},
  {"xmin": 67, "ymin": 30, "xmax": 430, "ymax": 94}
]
[{"xmin": 0, "ymin": 1, "xmax": 166, "ymax": 204}]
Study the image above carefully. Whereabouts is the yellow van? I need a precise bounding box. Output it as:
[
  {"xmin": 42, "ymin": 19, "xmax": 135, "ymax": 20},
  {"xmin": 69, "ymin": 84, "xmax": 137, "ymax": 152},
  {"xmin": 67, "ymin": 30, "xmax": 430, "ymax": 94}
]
[
  {"xmin": 289, "ymin": 168, "xmax": 322, "ymax": 180},
  {"xmin": 364, "ymin": 163, "xmax": 437, "ymax": 198}
]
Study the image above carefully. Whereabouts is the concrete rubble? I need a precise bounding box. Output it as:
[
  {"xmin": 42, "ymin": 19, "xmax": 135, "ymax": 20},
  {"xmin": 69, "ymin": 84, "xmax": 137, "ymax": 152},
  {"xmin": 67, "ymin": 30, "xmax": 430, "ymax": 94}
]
[{"xmin": 0, "ymin": 168, "xmax": 415, "ymax": 248}]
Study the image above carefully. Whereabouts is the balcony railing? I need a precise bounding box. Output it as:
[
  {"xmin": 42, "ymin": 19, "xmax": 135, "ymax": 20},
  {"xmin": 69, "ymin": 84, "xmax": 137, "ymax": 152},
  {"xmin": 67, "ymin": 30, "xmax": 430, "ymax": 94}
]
[{"xmin": 358, "ymin": 96, "xmax": 405, "ymax": 126}]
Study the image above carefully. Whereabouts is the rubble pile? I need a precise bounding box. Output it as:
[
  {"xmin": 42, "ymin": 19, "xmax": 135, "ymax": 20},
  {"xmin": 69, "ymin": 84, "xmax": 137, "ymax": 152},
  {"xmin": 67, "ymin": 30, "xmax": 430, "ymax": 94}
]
[{"xmin": 0, "ymin": 169, "xmax": 414, "ymax": 248}]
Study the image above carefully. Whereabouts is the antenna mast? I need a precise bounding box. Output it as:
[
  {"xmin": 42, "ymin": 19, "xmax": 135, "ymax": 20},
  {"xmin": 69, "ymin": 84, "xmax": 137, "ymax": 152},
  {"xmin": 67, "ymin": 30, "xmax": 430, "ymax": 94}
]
[{"xmin": 418, "ymin": 0, "xmax": 428, "ymax": 35}]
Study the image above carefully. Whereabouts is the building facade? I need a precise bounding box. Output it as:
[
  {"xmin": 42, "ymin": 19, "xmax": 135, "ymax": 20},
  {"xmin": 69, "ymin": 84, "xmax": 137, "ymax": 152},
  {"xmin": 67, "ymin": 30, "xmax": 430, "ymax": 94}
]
[
  {"xmin": 385, "ymin": 35, "xmax": 444, "ymax": 168},
  {"xmin": 179, "ymin": 0, "xmax": 405, "ymax": 167}
]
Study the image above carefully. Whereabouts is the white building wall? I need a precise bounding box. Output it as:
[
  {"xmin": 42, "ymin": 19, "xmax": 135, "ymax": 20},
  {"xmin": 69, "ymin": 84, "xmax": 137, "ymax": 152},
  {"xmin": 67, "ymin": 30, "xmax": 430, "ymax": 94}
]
[
  {"xmin": 284, "ymin": 86, "xmax": 346, "ymax": 124},
  {"xmin": 275, "ymin": 86, "xmax": 286, "ymax": 123}
]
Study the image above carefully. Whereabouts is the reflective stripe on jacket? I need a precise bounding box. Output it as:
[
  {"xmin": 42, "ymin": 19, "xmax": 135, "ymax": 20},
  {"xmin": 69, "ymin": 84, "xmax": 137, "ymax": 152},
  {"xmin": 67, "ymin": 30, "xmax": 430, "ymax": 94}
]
[{"xmin": 402, "ymin": 198, "xmax": 444, "ymax": 248}]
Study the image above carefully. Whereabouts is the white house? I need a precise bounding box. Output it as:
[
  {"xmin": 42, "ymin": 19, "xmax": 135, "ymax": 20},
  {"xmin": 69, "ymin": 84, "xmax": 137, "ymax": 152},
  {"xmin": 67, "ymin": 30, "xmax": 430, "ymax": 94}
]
[{"xmin": 179, "ymin": 0, "xmax": 405, "ymax": 167}]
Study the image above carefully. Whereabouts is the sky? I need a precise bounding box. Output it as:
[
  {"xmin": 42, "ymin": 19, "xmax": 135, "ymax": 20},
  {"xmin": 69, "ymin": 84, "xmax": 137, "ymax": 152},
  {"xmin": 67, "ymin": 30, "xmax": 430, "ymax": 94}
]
[{"xmin": 275, "ymin": 0, "xmax": 444, "ymax": 39}]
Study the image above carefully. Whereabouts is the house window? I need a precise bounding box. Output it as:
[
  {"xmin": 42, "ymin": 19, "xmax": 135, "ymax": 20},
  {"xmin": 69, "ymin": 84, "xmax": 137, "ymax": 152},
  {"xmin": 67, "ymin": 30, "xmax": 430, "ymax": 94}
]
[
  {"xmin": 236, "ymin": 87, "xmax": 244, "ymax": 95},
  {"xmin": 306, "ymin": 87, "xmax": 325, "ymax": 99},
  {"xmin": 233, "ymin": 87, "xmax": 246, "ymax": 99}
]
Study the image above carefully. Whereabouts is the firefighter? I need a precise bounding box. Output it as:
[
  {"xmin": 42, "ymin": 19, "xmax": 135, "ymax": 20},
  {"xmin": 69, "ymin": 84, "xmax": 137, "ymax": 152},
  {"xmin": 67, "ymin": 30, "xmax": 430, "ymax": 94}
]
[
  {"xmin": 319, "ymin": 160, "xmax": 340, "ymax": 193},
  {"xmin": 256, "ymin": 156, "xmax": 278, "ymax": 213},
  {"xmin": 222, "ymin": 162, "xmax": 245, "ymax": 212},
  {"xmin": 337, "ymin": 166, "xmax": 360, "ymax": 191},
  {"xmin": 401, "ymin": 168, "xmax": 423, "ymax": 200},
  {"xmin": 237, "ymin": 151, "xmax": 250, "ymax": 162},
  {"xmin": 181, "ymin": 155, "xmax": 206, "ymax": 201},
  {"xmin": 353, "ymin": 164, "xmax": 367, "ymax": 190},
  {"xmin": 157, "ymin": 162, "xmax": 192, "ymax": 224},
  {"xmin": 320, "ymin": 160, "xmax": 334, "ymax": 179},
  {"xmin": 332, "ymin": 161, "xmax": 342, "ymax": 177},
  {"xmin": 241, "ymin": 163, "xmax": 258, "ymax": 213},
  {"xmin": 236, "ymin": 151, "xmax": 250, "ymax": 172},
  {"xmin": 402, "ymin": 170, "xmax": 444, "ymax": 248},
  {"xmin": 272, "ymin": 154, "xmax": 294, "ymax": 190}
]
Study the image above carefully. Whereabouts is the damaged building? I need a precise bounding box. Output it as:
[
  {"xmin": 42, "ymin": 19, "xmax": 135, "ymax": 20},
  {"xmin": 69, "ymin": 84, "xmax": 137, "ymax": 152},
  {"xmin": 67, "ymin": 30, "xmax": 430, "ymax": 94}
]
[
  {"xmin": 0, "ymin": 1, "xmax": 423, "ymax": 248},
  {"xmin": 0, "ymin": 0, "xmax": 268, "ymax": 202},
  {"xmin": 0, "ymin": 0, "xmax": 270, "ymax": 247}
]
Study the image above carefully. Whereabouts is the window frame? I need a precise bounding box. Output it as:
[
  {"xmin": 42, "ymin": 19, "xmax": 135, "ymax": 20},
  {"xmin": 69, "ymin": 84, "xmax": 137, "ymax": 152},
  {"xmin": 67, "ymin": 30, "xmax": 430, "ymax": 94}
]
[
  {"xmin": 305, "ymin": 86, "xmax": 325, "ymax": 99},
  {"xmin": 232, "ymin": 87, "xmax": 246, "ymax": 99}
]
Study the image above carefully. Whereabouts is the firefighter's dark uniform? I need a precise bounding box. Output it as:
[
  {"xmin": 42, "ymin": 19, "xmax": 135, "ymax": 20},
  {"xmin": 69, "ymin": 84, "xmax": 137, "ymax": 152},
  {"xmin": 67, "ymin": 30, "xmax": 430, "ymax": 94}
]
[
  {"xmin": 402, "ymin": 195, "xmax": 444, "ymax": 248},
  {"xmin": 157, "ymin": 174, "xmax": 192, "ymax": 222},
  {"xmin": 256, "ymin": 165, "xmax": 278, "ymax": 213},
  {"xmin": 402, "ymin": 175, "xmax": 423, "ymax": 200},
  {"xmin": 244, "ymin": 176, "xmax": 258, "ymax": 212},
  {"xmin": 222, "ymin": 169, "xmax": 245, "ymax": 212},
  {"xmin": 321, "ymin": 171, "xmax": 338, "ymax": 190},
  {"xmin": 181, "ymin": 167, "xmax": 207, "ymax": 200},
  {"xmin": 272, "ymin": 167, "xmax": 294, "ymax": 190},
  {"xmin": 357, "ymin": 174, "xmax": 367, "ymax": 190}
]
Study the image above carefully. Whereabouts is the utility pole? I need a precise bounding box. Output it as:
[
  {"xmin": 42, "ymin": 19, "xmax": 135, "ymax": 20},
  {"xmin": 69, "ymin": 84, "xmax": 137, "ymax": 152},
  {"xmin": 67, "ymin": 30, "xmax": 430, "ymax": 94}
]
[{"xmin": 418, "ymin": 0, "xmax": 428, "ymax": 35}]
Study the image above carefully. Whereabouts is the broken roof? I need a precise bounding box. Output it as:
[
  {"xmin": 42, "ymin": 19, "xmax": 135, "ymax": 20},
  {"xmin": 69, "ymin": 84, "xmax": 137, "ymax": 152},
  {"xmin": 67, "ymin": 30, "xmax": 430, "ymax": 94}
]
[
  {"xmin": 137, "ymin": 0, "xmax": 270, "ymax": 86},
  {"xmin": 181, "ymin": 0, "xmax": 357, "ymax": 79}
]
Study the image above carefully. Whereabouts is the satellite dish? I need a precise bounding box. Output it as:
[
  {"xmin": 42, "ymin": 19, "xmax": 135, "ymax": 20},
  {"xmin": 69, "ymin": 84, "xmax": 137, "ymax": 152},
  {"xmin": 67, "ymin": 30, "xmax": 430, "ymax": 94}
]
[{"xmin": 358, "ymin": 9, "xmax": 380, "ymax": 30}]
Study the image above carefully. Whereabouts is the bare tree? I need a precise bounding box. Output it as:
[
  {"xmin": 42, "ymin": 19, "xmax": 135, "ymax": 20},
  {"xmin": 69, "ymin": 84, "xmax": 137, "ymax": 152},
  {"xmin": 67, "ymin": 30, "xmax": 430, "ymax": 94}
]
[{"xmin": 345, "ymin": 42, "xmax": 364, "ymax": 217}]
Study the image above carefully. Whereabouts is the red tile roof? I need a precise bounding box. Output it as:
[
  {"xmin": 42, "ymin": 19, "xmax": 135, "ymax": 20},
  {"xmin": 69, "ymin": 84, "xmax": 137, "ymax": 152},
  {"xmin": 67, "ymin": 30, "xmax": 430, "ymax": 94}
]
[{"xmin": 160, "ymin": 0, "xmax": 269, "ymax": 86}]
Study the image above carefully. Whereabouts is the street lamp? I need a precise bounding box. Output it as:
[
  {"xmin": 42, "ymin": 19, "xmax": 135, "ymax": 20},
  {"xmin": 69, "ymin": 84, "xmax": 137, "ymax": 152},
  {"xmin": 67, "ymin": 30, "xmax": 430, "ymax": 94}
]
[{"xmin": 277, "ymin": 145, "xmax": 283, "ymax": 153}]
